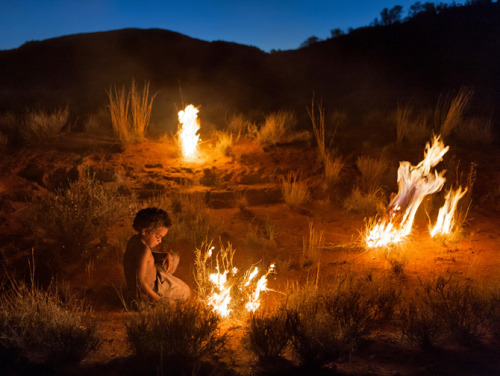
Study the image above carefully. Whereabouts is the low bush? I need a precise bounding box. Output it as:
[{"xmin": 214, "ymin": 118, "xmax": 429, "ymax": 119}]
[
  {"xmin": 343, "ymin": 187, "xmax": 385, "ymax": 215},
  {"xmin": 0, "ymin": 280, "xmax": 99, "ymax": 366},
  {"xmin": 249, "ymin": 110, "xmax": 296, "ymax": 147},
  {"xmin": 21, "ymin": 107, "xmax": 69, "ymax": 143},
  {"xmin": 244, "ymin": 309, "xmax": 290, "ymax": 362},
  {"xmin": 356, "ymin": 155, "xmax": 389, "ymax": 192},
  {"xmin": 126, "ymin": 301, "xmax": 228, "ymax": 374},
  {"xmin": 23, "ymin": 171, "xmax": 129, "ymax": 263},
  {"xmin": 214, "ymin": 130, "xmax": 235, "ymax": 157}
]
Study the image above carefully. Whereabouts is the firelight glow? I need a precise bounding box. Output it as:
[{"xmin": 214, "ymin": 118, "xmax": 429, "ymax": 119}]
[
  {"xmin": 203, "ymin": 247, "xmax": 275, "ymax": 318},
  {"xmin": 177, "ymin": 104, "xmax": 200, "ymax": 160},
  {"xmin": 430, "ymin": 186, "xmax": 467, "ymax": 237},
  {"xmin": 366, "ymin": 135, "xmax": 450, "ymax": 248}
]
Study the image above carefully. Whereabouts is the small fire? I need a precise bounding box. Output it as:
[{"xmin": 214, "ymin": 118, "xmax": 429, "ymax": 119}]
[
  {"xmin": 177, "ymin": 104, "xmax": 200, "ymax": 160},
  {"xmin": 430, "ymin": 186, "xmax": 467, "ymax": 237},
  {"xmin": 366, "ymin": 136, "xmax": 449, "ymax": 247},
  {"xmin": 207, "ymin": 269, "xmax": 235, "ymax": 317},
  {"xmin": 200, "ymin": 244, "xmax": 275, "ymax": 317},
  {"xmin": 245, "ymin": 264, "xmax": 275, "ymax": 312}
]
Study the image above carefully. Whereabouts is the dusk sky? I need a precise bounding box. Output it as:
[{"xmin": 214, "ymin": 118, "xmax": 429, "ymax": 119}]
[{"xmin": 1, "ymin": 0, "xmax": 463, "ymax": 52}]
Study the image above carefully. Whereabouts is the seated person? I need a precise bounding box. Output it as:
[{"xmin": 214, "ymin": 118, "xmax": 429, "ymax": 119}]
[{"xmin": 123, "ymin": 207, "xmax": 190, "ymax": 303}]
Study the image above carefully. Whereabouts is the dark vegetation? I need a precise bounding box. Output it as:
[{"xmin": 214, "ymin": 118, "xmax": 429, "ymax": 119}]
[{"xmin": 0, "ymin": 2, "xmax": 498, "ymax": 135}]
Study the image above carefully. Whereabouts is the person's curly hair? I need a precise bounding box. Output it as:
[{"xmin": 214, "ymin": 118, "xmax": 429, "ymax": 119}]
[{"xmin": 132, "ymin": 207, "xmax": 172, "ymax": 232}]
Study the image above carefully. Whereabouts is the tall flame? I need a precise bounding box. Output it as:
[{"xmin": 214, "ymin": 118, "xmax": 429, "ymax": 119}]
[
  {"xmin": 430, "ymin": 186, "xmax": 467, "ymax": 237},
  {"xmin": 177, "ymin": 104, "xmax": 200, "ymax": 160},
  {"xmin": 366, "ymin": 136, "xmax": 448, "ymax": 247}
]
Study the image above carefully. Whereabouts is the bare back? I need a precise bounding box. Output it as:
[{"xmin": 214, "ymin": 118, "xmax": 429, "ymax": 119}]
[{"xmin": 123, "ymin": 234, "xmax": 157, "ymax": 299}]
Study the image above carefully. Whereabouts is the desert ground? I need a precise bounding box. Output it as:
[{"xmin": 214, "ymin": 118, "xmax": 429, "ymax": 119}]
[{"xmin": 0, "ymin": 115, "xmax": 498, "ymax": 376}]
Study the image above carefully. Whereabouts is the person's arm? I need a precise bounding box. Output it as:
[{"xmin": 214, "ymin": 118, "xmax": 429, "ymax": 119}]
[{"xmin": 136, "ymin": 246, "xmax": 161, "ymax": 301}]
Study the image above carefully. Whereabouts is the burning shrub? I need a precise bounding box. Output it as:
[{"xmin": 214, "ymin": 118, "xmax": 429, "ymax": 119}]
[
  {"xmin": 0, "ymin": 280, "xmax": 99, "ymax": 366},
  {"xmin": 281, "ymin": 171, "xmax": 310, "ymax": 209},
  {"xmin": 21, "ymin": 107, "xmax": 69, "ymax": 143},
  {"xmin": 244, "ymin": 309, "xmax": 291, "ymax": 362},
  {"xmin": 126, "ymin": 301, "xmax": 228, "ymax": 374},
  {"xmin": 23, "ymin": 171, "xmax": 128, "ymax": 264}
]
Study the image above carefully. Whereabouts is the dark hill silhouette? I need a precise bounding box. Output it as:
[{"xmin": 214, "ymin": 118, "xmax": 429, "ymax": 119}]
[{"xmin": 0, "ymin": 2, "xmax": 498, "ymax": 129}]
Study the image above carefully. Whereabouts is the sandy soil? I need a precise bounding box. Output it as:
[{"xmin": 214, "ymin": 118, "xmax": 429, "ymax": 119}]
[{"xmin": 0, "ymin": 134, "xmax": 498, "ymax": 375}]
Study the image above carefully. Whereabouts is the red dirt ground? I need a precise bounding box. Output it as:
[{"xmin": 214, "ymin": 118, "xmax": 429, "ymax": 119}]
[{"xmin": 0, "ymin": 135, "xmax": 498, "ymax": 375}]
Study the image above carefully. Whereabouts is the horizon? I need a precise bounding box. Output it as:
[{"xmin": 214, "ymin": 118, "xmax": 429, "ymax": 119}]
[{"xmin": 0, "ymin": 0, "xmax": 465, "ymax": 52}]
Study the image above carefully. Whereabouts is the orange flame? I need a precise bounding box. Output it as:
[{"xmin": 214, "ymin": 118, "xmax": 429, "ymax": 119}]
[
  {"xmin": 430, "ymin": 186, "xmax": 467, "ymax": 237},
  {"xmin": 202, "ymin": 246, "xmax": 275, "ymax": 317},
  {"xmin": 366, "ymin": 136, "xmax": 448, "ymax": 247},
  {"xmin": 177, "ymin": 104, "xmax": 200, "ymax": 160}
]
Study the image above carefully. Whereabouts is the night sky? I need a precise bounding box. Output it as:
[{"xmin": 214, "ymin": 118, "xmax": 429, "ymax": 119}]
[{"xmin": 1, "ymin": 0, "xmax": 463, "ymax": 52}]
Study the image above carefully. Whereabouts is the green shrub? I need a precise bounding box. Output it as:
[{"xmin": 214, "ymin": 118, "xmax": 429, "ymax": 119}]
[
  {"xmin": 0, "ymin": 281, "xmax": 99, "ymax": 366},
  {"xmin": 126, "ymin": 302, "xmax": 228, "ymax": 374}
]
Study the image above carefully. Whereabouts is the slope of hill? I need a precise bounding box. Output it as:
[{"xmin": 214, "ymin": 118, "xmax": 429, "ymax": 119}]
[{"xmin": 0, "ymin": 2, "xmax": 498, "ymax": 128}]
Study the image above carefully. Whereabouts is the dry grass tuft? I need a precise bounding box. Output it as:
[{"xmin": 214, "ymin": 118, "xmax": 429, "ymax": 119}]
[
  {"xmin": 344, "ymin": 187, "xmax": 385, "ymax": 215},
  {"xmin": 214, "ymin": 130, "xmax": 235, "ymax": 157},
  {"xmin": 107, "ymin": 80, "xmax": 156, "ymax": 145},
  {"xmin": 300, "ymin": 221, "xmax": 324, "ymax": 268},
  {"xmin": 281, "ymin": 171, "xmax": 310, "ymax": 208},
  {"xmin": 437, "ymin": 88, "xmax": 473, "ymax": 139},
  {"xmin": 249, "ymin": 110, "xmax": 296, "ymax": 147},
  {"xmin": 22, "ymin": 107, "xmax": 69, "ymax": 143},
  {"xmin": 356, "ymin": 155, "xmax": 389, "ymax": 192}
]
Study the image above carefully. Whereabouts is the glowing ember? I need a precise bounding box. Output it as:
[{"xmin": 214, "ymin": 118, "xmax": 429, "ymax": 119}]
[
  {"xmin": 366, "ymin": 136, "xmax": 449, "ymax": 247},
  {"xmin": 177, "ymin": 104, "xmax": 200, "ymax": 160},
  {"xmin": 430, "ymin": 186, "xmax": 467, "ymax": 237}
]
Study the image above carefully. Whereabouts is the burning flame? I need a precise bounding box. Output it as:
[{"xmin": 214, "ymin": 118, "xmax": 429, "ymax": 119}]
[
  {"xmin": 177, "ymin": 104, "xmax": 200, "ymax": 160},
  {"xmin": 245, "ymin": 264, "xmax": 276, "ymax": 312},
  {"xmin": 430, "ymin": 186, "xmax": 467, "ymax": 237},
  {"xmin": 201, "ymin": 245, "xmax": 275, "ymax": 317},
  {"xmin": 366, "ymin": 136, "xmax": 449, "ymax": 247}
]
